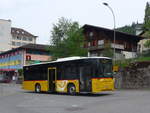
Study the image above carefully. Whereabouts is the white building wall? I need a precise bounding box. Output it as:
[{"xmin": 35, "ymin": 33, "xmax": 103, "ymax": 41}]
[
  {"xmin": 0, "ymin": 19, "xmax": 12, "ymax": 52},
  {"xmin": 138, "ymin": 39, "xmax": 150, "ymax": 53},
  {"xmin": 122, "ymin": 51, "xmax": 137, "ymax": 59}
]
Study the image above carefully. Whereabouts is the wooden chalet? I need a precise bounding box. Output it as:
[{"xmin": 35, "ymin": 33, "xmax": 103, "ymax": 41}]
[{"xmin": 83, "ymin": 24, "xmax": 143, "ymax": 59}]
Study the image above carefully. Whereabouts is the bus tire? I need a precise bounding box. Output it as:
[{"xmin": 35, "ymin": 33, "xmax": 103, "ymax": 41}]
[
  {"xmin": 35, "ymin": 84, "xmax": 41, "ymax": 93},
  {"xmin": 67, "ymin": 84, "xmax": 76, "ymax": 95}
]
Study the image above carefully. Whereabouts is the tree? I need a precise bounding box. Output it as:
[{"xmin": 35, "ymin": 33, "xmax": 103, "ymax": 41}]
[
  {"xmin": 143, "ymin": 2, "xmax": 150, "ymax": 48},
  {"xmin": 50, "ymin": 17, "xmax": 72, "ymax": 46},
  {"xmin": 49, "ymin": 17, "xmax": 87, "ymax": 59},
  {"xmin": 116, "ymin": 22, "xmax": 136, "ymax": 35},
  {"xmin": 143, "ymin": 2, "xmax": 150, "ymax": 32}
]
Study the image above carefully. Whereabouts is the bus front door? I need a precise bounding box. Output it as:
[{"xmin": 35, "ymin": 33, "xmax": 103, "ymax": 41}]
[
  {"xmin": 48, "ymin": 68, "xmax": 56, "ymax": 92},
  {"xmin": 79, "ymin": 67, "xmax": 92, "ymax": 92}
]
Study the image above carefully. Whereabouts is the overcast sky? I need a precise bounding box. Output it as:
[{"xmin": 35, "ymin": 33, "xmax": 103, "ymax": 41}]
[{"xmin": 0, "ymin": 0, "xmax": 149, "ymax": 44}]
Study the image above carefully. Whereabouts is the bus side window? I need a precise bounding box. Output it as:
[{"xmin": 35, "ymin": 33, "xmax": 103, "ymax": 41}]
[
  {"xmin": 25, "ymin": 69, "xmax": 34, "ymax": 80},
  {"xmin": 70, "ymin": 67, "xmax": 78, "ymax": 79},
  {"xmin": 41, "ymin": 68, "xmax": 47, "ymax": 80},
  {"xmin": 64, "ymin": 67, "xmax": 72, "ymax": 79},
  {"xmin": 63, "ymin": 65, "xmax": 78, "ymax": 80}
]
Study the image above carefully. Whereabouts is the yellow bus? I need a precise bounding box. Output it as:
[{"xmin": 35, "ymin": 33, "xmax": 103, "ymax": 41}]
[{"xmin": 22, "ymin": 57, "xmax": 115, "ymax": 94}]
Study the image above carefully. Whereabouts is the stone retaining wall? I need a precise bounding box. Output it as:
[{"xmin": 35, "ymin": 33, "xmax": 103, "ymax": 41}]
[{"xmin": 115, "ymin": 61, "xmax": 150, "ymax": 89}]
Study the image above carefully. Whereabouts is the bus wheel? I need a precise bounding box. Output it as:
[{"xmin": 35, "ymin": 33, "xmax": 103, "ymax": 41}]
[
  {"xmin": 68, "ymin": 84, "xmax": 76, "ymax": 95},
  {"xmin": 35, "ymin": 84, "xmax": 41, "ymax": 93}
]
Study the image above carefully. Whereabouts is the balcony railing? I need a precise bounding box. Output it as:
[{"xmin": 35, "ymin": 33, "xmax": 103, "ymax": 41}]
[
  {"xmin": 87, "ymin": 43, "xmax": 125, "ymax": 51},
  {"xmin": 88, "ymin": 45, "xmax": 104, "ymax": 50},
  {"xmin": 111, "ymin": 43, "xmax": 124, "ymax": 50}
]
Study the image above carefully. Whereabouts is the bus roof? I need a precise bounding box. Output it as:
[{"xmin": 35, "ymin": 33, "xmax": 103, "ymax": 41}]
[
  {"xmin": 24, "ymin": 56, "xmax": 112, "ymax": 67},
  {"xmin": 56, "ymin": 56, "xmax": 111, "ymax": 62}
]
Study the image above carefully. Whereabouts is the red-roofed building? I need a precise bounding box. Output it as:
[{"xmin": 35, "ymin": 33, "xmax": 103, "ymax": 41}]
[{"xmin": 0, "ymin": 44, "xmax": 51, "ymax": 82}]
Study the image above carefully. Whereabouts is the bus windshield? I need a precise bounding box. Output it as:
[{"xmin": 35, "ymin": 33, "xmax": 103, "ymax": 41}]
[
  {"xmin": 94, "ymin": 59, "xmax": 112, "ymax": 78},
  {"xmin": 101, "ymin": 59, "xmax": 112, "ymax": 77}
]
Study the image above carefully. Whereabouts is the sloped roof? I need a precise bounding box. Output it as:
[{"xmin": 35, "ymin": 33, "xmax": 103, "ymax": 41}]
[
  {"xmin": 83, "ymin": 24, "xmax": 143, "ymax": 41},
  {"xmin": 139, "ymin": 31, "xmax": 150, "ymax": 39},
  {"xmin": 0, "ymin": 44, "xmax": 49, "ymax": 55},
  {"xmin": 19, "ymin": 44, "xmax": 49, "ymax": 51},
  {"xmin": 11, "ymin": 27, "xmax": 37, "ymax": 38}
]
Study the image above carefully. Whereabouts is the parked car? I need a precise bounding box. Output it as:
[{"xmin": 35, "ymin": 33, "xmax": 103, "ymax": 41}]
[{"xmin": 0, "ymin": 74, "xmax": 11, "ymax": 83}]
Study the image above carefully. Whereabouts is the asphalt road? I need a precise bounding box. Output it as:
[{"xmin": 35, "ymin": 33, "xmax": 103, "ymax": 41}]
[{"xmin": 0, "ymin": 84, "xmax": 150, "ymax": 113}]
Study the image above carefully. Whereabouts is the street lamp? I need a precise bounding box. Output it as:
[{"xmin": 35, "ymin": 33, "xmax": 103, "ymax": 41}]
[{"xmin": 103, "ymin": 2, "xmax": 116, "ymax": 64}]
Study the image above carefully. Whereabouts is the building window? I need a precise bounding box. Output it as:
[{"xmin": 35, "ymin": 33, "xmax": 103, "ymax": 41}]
[
  {"xmin": 93, "ymin": 40, "xmax": 97, "ymax": 46},
  {"xmin": 89, "ymin": 32, "xmax": 94, "ymax": 37},
  {"xmin": 22, "ymin": 42, "xmax": 26, "ymax": 46},
  {"xmin": 28, "ymin": 37, "xmax": 33, "ymax": 41},
  {"xmin": 124, "ymin": 42, "xmax": 127, "ymax": 48},
  {"xmin": 23, "ymin": 37, "xmax": 27, "ymax": 41},
  {"xmin": 12, "ymin": 37, "xmax": 16, "ymax": 40},
  {"xmin": 98, "ymin": 40, "xmax": 104, "ymax": 45},
  {"xmin": 17, "ymin": 30, "xmax": 20, "ymax": 34},
  {"xmin": 12, "ymin": 41, "xmax": 15, "ymax": 46},
  {"xmin": 26, "ymin": 55, "xmax": 31, "ymax": 61},
  {"xmin": 17, "ymin": 36, "xmax": 21, "ymax": 40},
  {"xmin": 16, "ymin": 42, "xmax": 21, "ymax": 46},
  {"xmin": 88, "ymin": 42, "xmax": 91, "ymax": 47}
]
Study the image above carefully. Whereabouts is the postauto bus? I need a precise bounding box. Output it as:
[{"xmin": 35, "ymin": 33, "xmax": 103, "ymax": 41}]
[{"xmin": 22, "ymin": 57, "xmax": 115, "ymax": 94}]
